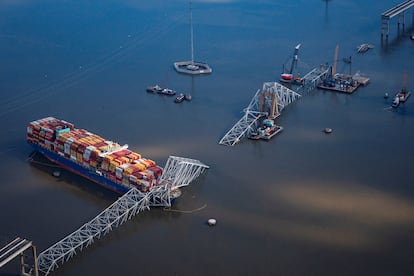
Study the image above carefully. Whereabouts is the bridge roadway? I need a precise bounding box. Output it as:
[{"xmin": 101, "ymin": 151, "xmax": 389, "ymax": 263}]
[
  {"xmin": 381, "ymin": 0, "xmax": 414, "ymax": 38},
  {"xmin": 36, "ymin": 156, "xmax": 209, "ymax": 275},
  {"xmin": 0, "ymin": 237, "xmax": 39, "ymax": 276}
]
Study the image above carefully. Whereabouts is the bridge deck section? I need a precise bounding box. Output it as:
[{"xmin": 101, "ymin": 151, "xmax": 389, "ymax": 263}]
[
  {"xmin": 382, "ymin": 0, "xmax": 414, "ymax": 19},
  {"xmin": 36, "ymin": 156, "xmax": 209, "ymax": 275}
]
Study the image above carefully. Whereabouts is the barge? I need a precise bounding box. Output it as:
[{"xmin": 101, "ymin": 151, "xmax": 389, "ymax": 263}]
[{"xmin": 249, "ymin": 119, "xmax": 283, "ymax": 140}]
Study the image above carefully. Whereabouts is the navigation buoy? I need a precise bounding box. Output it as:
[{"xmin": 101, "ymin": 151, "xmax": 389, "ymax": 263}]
[
  {"xmin": 52, "ymin": 171, "xmax": 61, "ymax": 177},
  {"xmin": 207, "ymin": 218, "xmax": 217, "ymax": 226},
  {"xmin": 324, "ymin": 128, "xmax": 332, "ymax": 134},
  {"xmin": 384, "ymin": 93, "xmax": 389, "ymax": 99}
]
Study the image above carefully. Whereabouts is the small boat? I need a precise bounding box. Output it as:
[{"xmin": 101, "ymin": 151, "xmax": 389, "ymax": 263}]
[
  {"xmin": 392, "ymin": 95, "xmax": 400, "ymax": 108},
  {"xmin": 356, "ymin": 43, "xmax": 374, "ymax": 53},
  {"xmin": 146, "ymin": 85, "xmax": 176, "ymax": 96},
  {"xmin": 175, "ymin": 93, "xmax": 185, "ymax": 103},
  {"xmin": 392, "ymin": 73, "xmax": 411, "ymax": 108},
  {"xmin": 159, "ymin": 88, "xmax": 176, "ymax": 96},
  {"xmin": 324, "ymin": 128, "xmax": 332, "ymax": 134},
  {"xmin": 146, "ymin": 85, "xmax": 163, "ymax": 93},
  {"xmin": 184, "ymin": 94, "xmax": 192, "ymax": 101}
]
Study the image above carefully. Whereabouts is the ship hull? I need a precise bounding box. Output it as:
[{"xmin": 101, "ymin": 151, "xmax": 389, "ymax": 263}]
[{"xmin": 31, "ymin": 143, "xmax": 130, "ymax": 194}]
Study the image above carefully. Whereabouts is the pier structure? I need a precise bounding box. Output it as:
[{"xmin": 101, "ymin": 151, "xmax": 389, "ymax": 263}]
[
  {"xmin": 219, "ymin": 82, "xmax": 301, "ymax": 146},
  {"xmin": 381, "ymin": 0, "xmax": 414, "ymax": 39},
  {"xmin": 36, "ymin": 156, "xmax": 208, "ymax": 275},
  {"xmin": 0, "ymin": 237, "xmax": 38, "ymax": 276}
]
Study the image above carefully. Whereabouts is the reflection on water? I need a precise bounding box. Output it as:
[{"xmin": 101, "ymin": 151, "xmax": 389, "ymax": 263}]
[{"xmin": 0, "ymin": 0, "xmax": 414, "ymax": 275}]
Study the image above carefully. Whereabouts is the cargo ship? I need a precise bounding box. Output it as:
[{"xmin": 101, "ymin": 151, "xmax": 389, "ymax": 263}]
[{"xmin": 27, "ymin": 117, "xmax": 175, "ymax": 197}]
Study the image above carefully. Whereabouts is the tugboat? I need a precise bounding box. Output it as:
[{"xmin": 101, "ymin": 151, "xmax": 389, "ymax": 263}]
[
  {"xmin": 175, "ymin": 93, "xmax": 185, "ymax": 103},
  {"xmin": 391, "ymin": 73, "xmax": 411, "ymax": 108},
  {"xmin": 249, "ymin": 119, "xmax": 283, "ymax": 140}
]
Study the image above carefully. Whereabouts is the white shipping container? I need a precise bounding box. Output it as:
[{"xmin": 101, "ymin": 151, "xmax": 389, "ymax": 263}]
[
  {"xmin": 115, "ymin": 167, "xmax": 123, "ymax": 179},
  {"xmin": 64, "ymin": 138, "xmax": 75, "ymax": 155}
]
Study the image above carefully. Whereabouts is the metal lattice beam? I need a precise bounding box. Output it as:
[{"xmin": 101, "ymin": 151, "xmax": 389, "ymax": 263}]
[
  {"xmin": 159, "ymin": 156, "xmax": 209, "ymax": 190},
  {"xmin": 218, "ymin": 110, "xmax": 266, "ymax": 146},
  {"xmin": 37, "ymin": 188, "xmax": 150, "ymax": 275},
  {"xmin": 300, "ymin": 65, "xmax": 330, "ymax": 87},
  {"xmin": 36, "ymin": 155, "xmax": 209, "ymax": 275},
  {"xmin": 219, "ymin": 82, "xmax": 301, "ymax": 146},
  {"xmin": 261, "ymin": 82, "xmax": 301, "ymax": 113}
]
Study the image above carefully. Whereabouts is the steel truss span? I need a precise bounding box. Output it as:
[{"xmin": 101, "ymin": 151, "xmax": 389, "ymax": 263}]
[
  {"xmin": 37, "ymin": 156, "xmax": 209, "ymax": 275},
  {"xmin": 219, "ymin": 82, "xmax": 301, "ymax": 146}
]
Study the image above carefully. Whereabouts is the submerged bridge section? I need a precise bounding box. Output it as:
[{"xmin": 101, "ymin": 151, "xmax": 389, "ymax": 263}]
[
  {"xmin": 36, "ymin": 156, "xmax": 208, "ymax": 275},
  {"xmin": 381, "ymin": 0, "xmax": 414, "ymax": 38},
  {"xmin": 219, "ymin": 82, "xmax": 301, "ymax": 146}
]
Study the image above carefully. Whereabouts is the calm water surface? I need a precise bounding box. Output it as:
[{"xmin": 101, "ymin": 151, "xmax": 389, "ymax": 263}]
[{"xmin": 1, "ymin": 1, "xmax": 414, "ymax": 275}]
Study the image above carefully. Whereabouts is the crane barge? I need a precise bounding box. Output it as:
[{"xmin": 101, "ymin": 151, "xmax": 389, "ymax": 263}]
[{"xmin": 280, "ymin": 43, "xmax": 303, "ymax": 85}]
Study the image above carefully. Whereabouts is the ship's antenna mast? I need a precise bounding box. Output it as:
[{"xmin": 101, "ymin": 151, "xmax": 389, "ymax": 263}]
[
  {"xmin": 402, "ymin": 71, "xmax": 408, "ymax": 93},
  {"xmin": 190, "ymin": 1, "xmax": 195, "ymax": 66}
]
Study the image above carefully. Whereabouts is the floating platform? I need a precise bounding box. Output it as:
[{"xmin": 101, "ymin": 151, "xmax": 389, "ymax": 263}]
[
  {"xmin": 317, "ymin": 73, "xmax": 369, "ymax": 94},
  {"xmin": 174, "ymin": 61, "xmax": 212, "ymax": 75}
]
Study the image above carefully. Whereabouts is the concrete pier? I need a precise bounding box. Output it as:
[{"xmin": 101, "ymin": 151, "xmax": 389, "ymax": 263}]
[{"xmin": 381, "ymin": 0, "xmax": 414, "ymax": 39}]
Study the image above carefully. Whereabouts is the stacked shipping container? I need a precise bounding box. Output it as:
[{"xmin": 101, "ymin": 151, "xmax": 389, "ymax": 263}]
[{"xmin": 27, "ymin": 117, "xmax": 163, "ymax": 193}]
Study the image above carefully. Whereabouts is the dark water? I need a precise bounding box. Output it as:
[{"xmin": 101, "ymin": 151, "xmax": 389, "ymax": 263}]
[{"xmin": 1, "ymin": 0, "xmax": 414, "ymax": 275}]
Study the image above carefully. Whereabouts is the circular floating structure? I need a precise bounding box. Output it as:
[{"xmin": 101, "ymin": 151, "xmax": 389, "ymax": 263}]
[
  {"xmin": 174, "ymin": 61, "xmax": 212, "ymax": 75},
  {"xmin": 207, "ymin": 218, "xmax": 217, "ymax": 226},
  {"xmin": 324, "ymin": 128, "xmax": 333, "ymax": 134}
]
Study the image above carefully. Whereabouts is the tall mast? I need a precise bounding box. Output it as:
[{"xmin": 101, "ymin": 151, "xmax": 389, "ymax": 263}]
[
  {"xmin": 189, "ymin": 1, "xmax": 195, "ymax": 65},
  {"xmin": 402, "ymin": 72, "xmax": 407, "ymax": 93}
]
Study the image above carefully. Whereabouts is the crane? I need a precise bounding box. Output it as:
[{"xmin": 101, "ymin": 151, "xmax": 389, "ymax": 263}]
[
  {"xmin": 280, "ymin": 43, "xmax": 301, "ymax": 83},
  {"xmin": 331, "ymin": 44, "xmax": 339, "ymax": 76}
]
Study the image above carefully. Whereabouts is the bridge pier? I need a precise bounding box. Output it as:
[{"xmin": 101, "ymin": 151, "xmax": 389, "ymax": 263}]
[
  {"xmin": 0, "ymin": 237, "xmax": 38, "ymax": 276},
  {"xmin": 381, "ymin": 0, "xmax": 414, "ymax": 39}
]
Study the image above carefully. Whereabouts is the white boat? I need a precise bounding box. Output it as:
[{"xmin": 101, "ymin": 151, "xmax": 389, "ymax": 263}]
[
  {"xmin": 392, "ymin": 73, "xmax": 411, "ymax": 108},
  {"xmin": 356, "ymin": 43, "xmax": 374, "ymax": 53}
]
